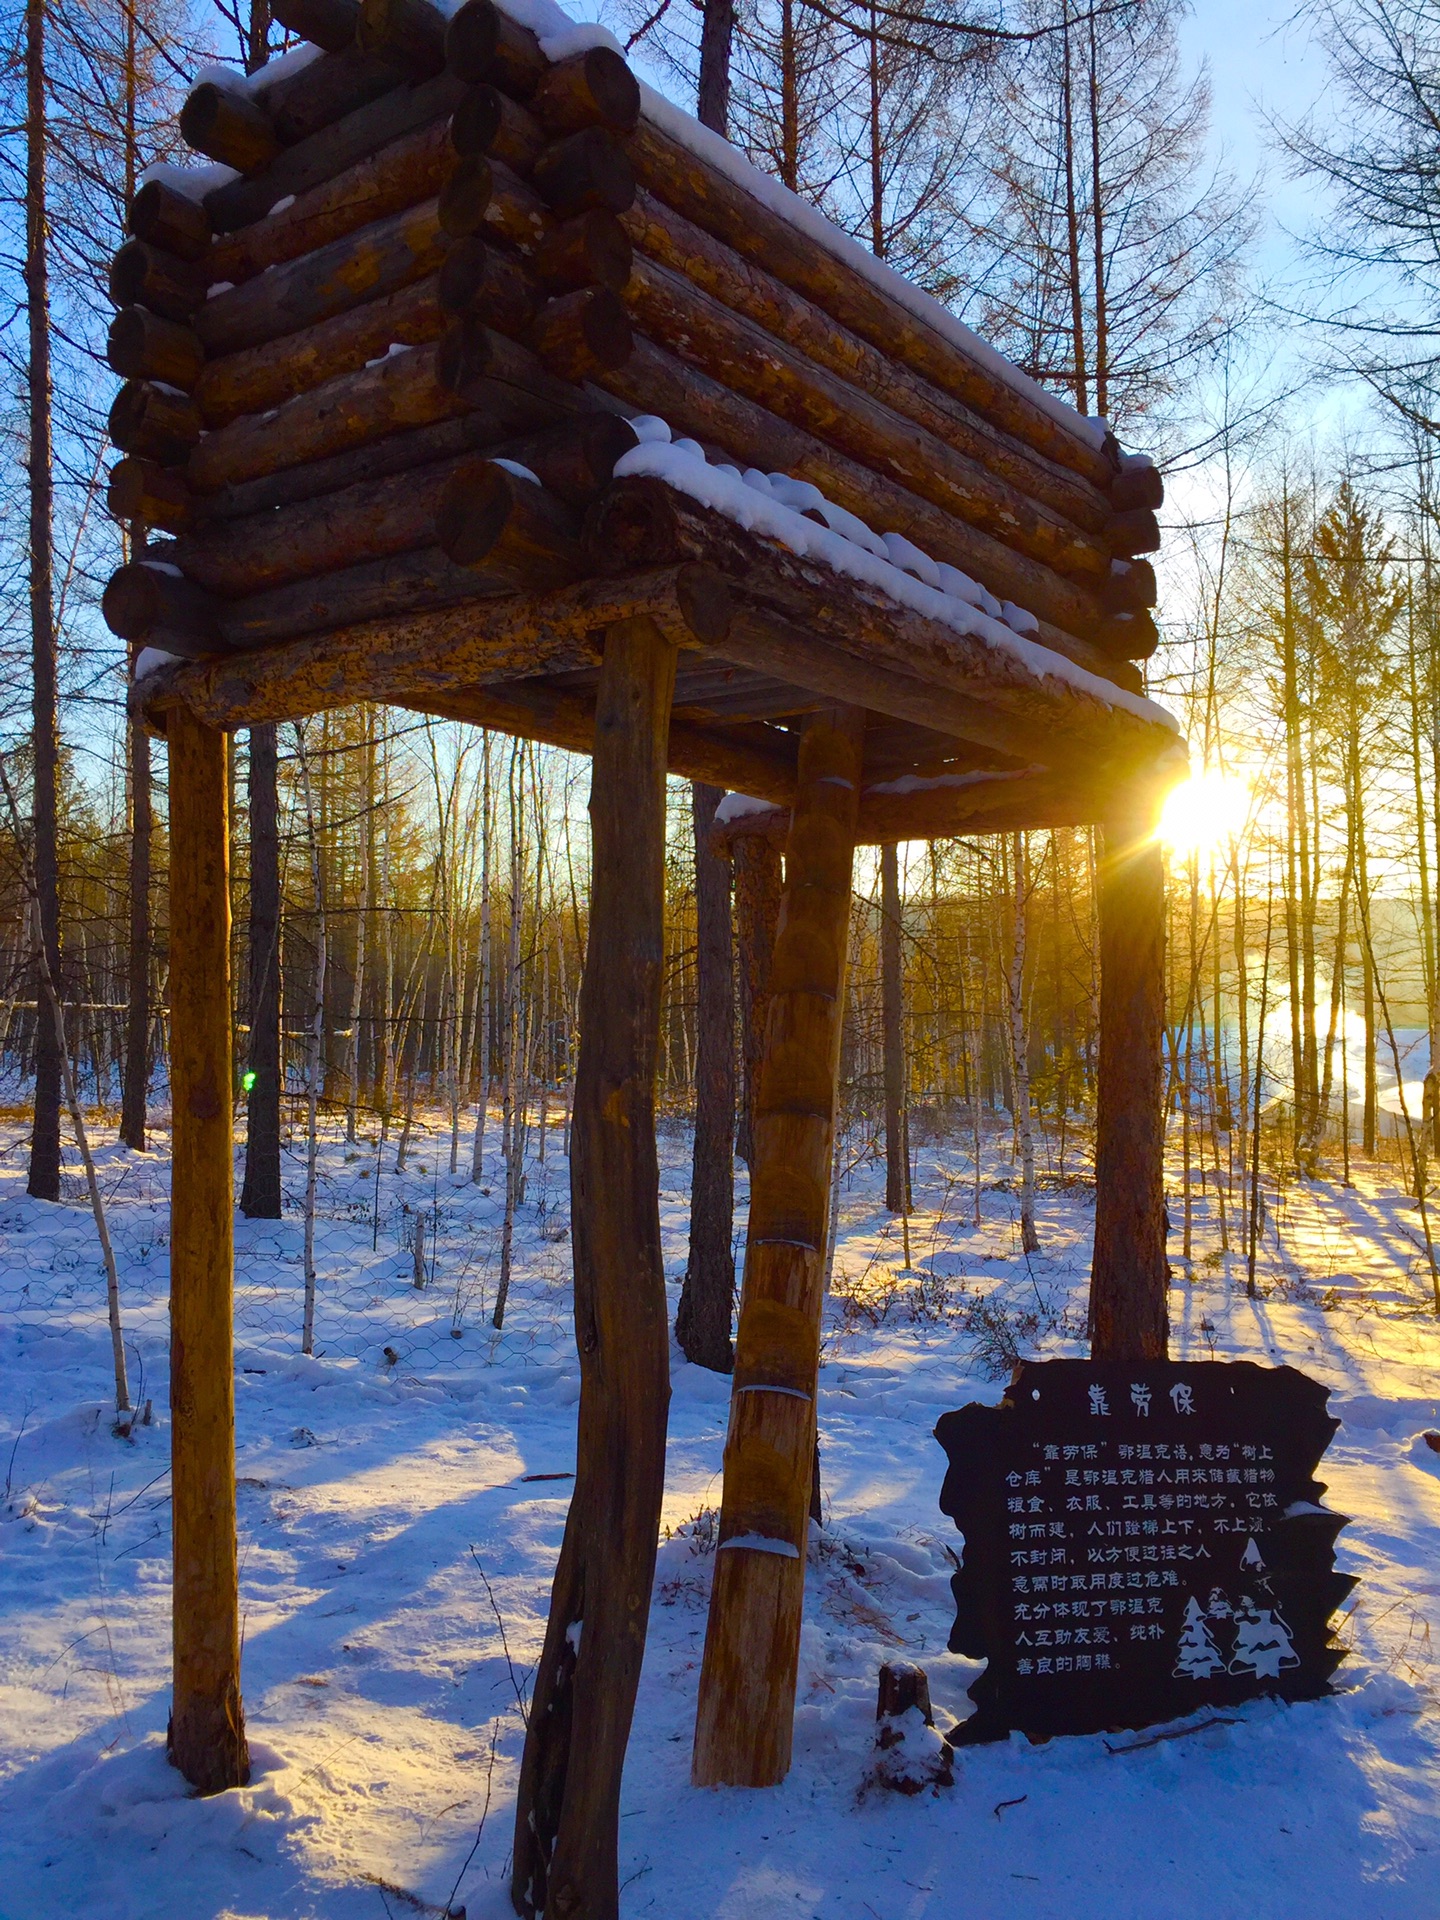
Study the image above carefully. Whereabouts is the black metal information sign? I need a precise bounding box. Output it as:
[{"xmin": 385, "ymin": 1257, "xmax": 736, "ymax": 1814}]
[{"xmin": 935, "ymin": 1360, "xmax": 1354, "ymax": 1742}]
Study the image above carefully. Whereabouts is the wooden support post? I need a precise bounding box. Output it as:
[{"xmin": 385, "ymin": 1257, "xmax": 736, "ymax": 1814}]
[
  {"xmin": 511, "ymin": 615, "xmax": 677, "ymax": 1920},
  {"xmin": 675, "ymin": 781, "xmax": 736, "ymax": 1373},
  {"xmin": 692, "ymin": 705, "xmax": 864, "ymax": 1789},
  {"xmin": 166, "ymin": 706, "xmax": 249, "ymax": 1793},
  {"xmin": 1091, "ymin": 788, "xmax": 1169, "ymax": 1362},
  {"xmin": 733, "ymin": 833, "xmax": 782, "ymax": 1171}
]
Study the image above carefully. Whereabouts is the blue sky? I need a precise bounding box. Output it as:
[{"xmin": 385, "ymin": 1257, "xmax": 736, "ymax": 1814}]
[
  {"xmin": 1180, "ymin": 0, "xmax": 1340, "ymax": 398},
  {"xmin": 1182, "ymin": 0, "xmax": 1330, "ymax": 240}
]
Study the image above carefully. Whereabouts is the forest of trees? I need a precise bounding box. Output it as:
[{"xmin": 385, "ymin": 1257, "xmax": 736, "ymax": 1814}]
[{"xmin": 6, "ymin": 0, "xmax": 1440, "ymax": 1334}]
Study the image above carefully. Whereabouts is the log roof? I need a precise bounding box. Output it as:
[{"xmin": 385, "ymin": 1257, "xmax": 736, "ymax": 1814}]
[{"xmin": 109, "ymin": 0, "xmax": 1184, "ymax": 836}]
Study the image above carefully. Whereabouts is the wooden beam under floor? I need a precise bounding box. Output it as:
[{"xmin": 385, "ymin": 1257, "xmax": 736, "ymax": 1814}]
[
  {"xmin": 713, "ymin": 768, "xmax": 1115, "ymax": 850},
  {"xmin": 416, "ymin": 674, "xmax": 798, "ymax": 807},
  {"xmin": 134, "ymin": 565, "xmax": 730, "ymax": 730}
]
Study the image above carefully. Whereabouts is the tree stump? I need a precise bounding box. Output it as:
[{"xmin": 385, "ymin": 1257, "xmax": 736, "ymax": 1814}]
[
  {"xmin": 871, "ymin": 1661, "xmax": 953, "ymax": 1794},
  {"xmin": 511, "ymin": 615, "xmax": 676, "ymax": 1920},
  {"xmin": 876, "ymin": 1659, "xmax": 933, "ymax": 1723}
]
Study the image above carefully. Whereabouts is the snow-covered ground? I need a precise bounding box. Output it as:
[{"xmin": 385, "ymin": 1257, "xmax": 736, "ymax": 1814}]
[{"xmin": 2, "ymin": 1107, "xmax": 1440, "ymax": 1920}]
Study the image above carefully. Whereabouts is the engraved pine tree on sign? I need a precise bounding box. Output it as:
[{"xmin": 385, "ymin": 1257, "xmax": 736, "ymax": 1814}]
[{"xmin": 1173, "ymin": 1596, "xmax": 1225, "ymax": 1679}]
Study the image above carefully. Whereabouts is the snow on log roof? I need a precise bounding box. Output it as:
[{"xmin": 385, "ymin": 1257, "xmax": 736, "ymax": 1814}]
[{"xmin": 614, "ymin": 426, "xmax": 1178, "ymax": 733}]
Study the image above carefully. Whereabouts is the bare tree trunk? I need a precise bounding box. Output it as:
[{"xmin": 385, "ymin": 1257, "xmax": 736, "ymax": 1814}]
[
  {"xmin": 1201, "ymin": 994, "xmax": 1230, "ymax": 1251},
  {"xmin": 1340, "ymin": 957, "xmax": 1352, "ymax": 1182},
  {"xmin": 1086, "ymin": 11, "xmax": 1108, "ymax": 417},
  {"xmin": 240, "ymin": 724, "xmax": 282, "ymax": 1217},
  {"xmin": 493, "ymin": 742, "xmax": 525, "ymax": 1330},
  {"xmin": 1008, "ymin": 832, "xmax": 1040, "ymax": 1253},
  {"xmin": 472, "ymin": 733, "xmax": 493, "ymax": 1180},
  {"xmin": 378, "ymin": 736, "xmax": 397, "ymax": 1126},
  {"xmin": 1051, "ymin": 835, "xmax": 1070, "ymax": 1176},
  {"xmin": 26, "ymin": 0, "xmax": 61, "ymax": 1203},
  {"xmin": 866, "ymin": 0, "xmax": 884, "ymax": 256},
  {"xmin": 954, "ymin": 934, "xmax": 983, "ymax": 1225},
  {"xmin": 1354, "ymin": 738, "xmax": 1378, "ymax": 1157},
  {"xmin": 1060, "ymin": 6, "xmax": 1089, "ymax": 416},
  {"xmin": 246, "ymin": 0, "xmax": 270, "ymax": 72},
  {"xmin": 1085, "ymin": 827, "xmax": 1102, "ymax": 1095},
  {"xmin": 1405, "ymin": 587, "xmax": 1438, "ymax": 1152},
  {"xmin": 1181, "ymin": 852, "xmax": 1198, "ymax": 1263},
  {"xmin": 1430, "ymin": 567, "xmax": 1440, "ymax": 1153},
  {"xmin": 697, "ymin": 0, "xmax": 734, "ymax": 135},
  {"xmin": 345, "ymin": 714, "xmax": 372, "ymax": 1144},
  {"xmin": 779, "ymin": 0, "xmax": 799, "ymax": 189},
  {"xmin": 677, "ymin": 783, "xmax": 736, "ymax": 1371},
  {"xmin": 464, "ymin": 911, "xmax": 485, "ymax": 1161},
  {"xmin": 1247, "ymin": 874, "xmax": 1275, "ymax": 1298},
  {"xmin": 880, "ymin": 842, "xmax": 910, "ymax": 1212},
  {"xmin": 395, "ymin": 984, "xmax": 424, "ymax": 1171},
  {"xmin": 1290, "ymin": 771, "xmax": 1313, "ymax": 1159},
  {"xmin": 120, "ymin": 645, "xmax": 152, "ymax": 1150},
  {"xmin": 117, "ymin": 10, "xmax": 149, "ymax": 1154},
  {"xmin": 238, "ymin": 0, "xmax": 281, "ymax": 1217},
  {"xmin": 1316, "ymin": 841, "xmax": 1351, "ymax": 1147},
  {"xmin": 297, "ymin": 735, "xmax": 327, "ymax": 1355},
  {"xmin": 1278, "ymin": 485, "xmax": 1315, "ymax": 1152},
  {"xmin": 1232, "ymin": 856, "xmax": 1250, "ymax": 1193}
]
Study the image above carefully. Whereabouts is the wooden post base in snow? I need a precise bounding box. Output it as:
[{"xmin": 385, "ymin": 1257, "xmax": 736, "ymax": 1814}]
[
  {"xmin": 692, "ymin": 706, "xmax": 863, "ymax": 1789},
  {"xmin": 1091, "ymin": 788, "xmax": 1168, "ymax": 1363},
  {"xmin": 510, "ymin": 616, "xmax": 676, "ymax": 1920},
  {"xmin": 166, "ymin": 706, "xmax": 249, "ymax": 1794}
]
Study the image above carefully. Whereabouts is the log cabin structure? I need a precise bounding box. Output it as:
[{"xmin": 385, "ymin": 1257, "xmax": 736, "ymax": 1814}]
[{"xmin": 106, "ymin": 0, "xmax": 1185, "ymax": 1909}]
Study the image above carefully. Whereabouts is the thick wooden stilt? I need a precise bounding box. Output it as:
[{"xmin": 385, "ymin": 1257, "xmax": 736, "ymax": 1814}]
[
  {"xmin": 676, "ymin": 781, "xmax": 737, "ymax": 1372},
  {"xmin": 166, "ymin": 706, "xmax": 249, "ymax": 1793},
  {"xmin": 733, "ymin": 834, "xmax": 782, "ymax": 1170},
  {"xmin": 1091, "ymin": 790, "xmax": 1168, "ymax": 1362},
  {"xmin": 692, "ymin": 705, "xmax": 864, "ymax": 1789},
  {"xmin": 511, "ymin": 615, "xmax": 677, "ymax": 1920}
]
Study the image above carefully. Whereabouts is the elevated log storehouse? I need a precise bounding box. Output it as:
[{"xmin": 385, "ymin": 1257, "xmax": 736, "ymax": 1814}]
[{"xmin": 105, "ymin": 1, "xmax": 1185, "ymax": 1911}]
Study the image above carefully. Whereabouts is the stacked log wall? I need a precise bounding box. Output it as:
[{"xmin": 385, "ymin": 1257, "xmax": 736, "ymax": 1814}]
[{"xmin": 103, "ymin": 0, "xmax": 1164, "ymax": 687}]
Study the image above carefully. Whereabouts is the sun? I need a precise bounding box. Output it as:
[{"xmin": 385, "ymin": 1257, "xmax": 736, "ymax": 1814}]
[{"xmin": 1158, "ymin": 769, "xmax": 1251, "ymax": 857}]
